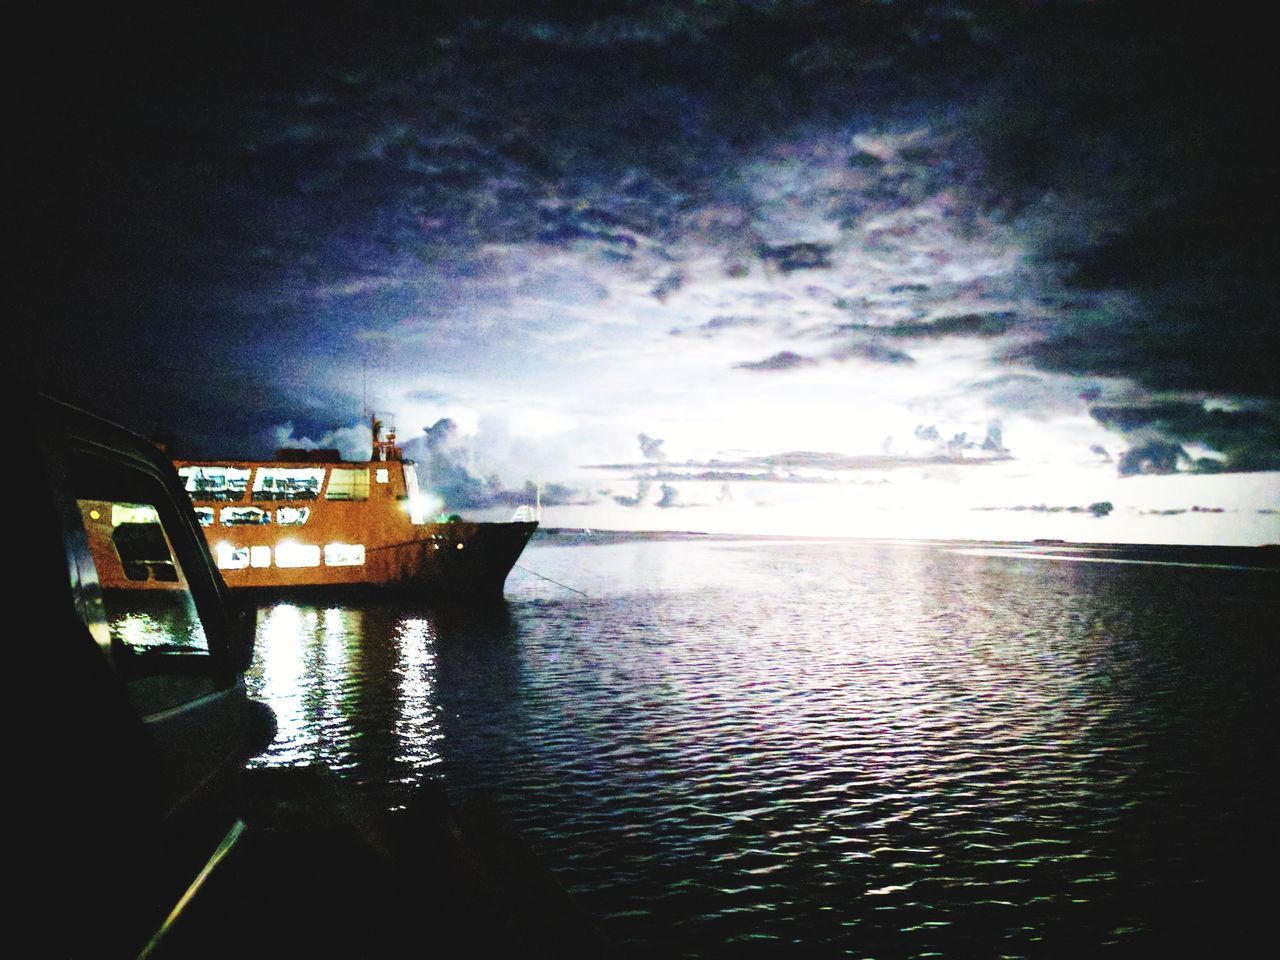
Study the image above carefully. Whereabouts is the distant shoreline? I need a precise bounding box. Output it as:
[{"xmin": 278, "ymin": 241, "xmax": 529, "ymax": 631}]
[{"xmin": 532, "ymin": 528, "xmax": 1280, "ymax": 569}]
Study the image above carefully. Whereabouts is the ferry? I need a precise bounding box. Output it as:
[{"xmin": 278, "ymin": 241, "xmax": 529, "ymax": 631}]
[{"xmin": 173, "ymin": 417, "xmax": 538, "ymax": 599}]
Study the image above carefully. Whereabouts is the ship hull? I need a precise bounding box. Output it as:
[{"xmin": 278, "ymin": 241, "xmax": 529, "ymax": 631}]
[
  {"xmin": 214, "ymin": 521, "xmax": 538, "ymax": 599},
  {"xmin": 375, "ymin": 521, "xmax": 539, "ymax": 598}
]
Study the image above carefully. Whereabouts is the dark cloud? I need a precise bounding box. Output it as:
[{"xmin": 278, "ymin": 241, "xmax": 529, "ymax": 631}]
[
  {"xmin": 671, "ymin": 315, "xmax": 768, "ymax": 337},
  {"xmin": 532, "ymin": 482, "xmax": 587, "ymax": 508},
  {"xmin": 1091, "ymin": 403, "xmax": 1280, "ymax": 474},
  {"xmin": 49, "ymin": 365, "xmax": 364, "ymax": 462},
  {"xmin": 704, "ymin": 315, "xmax": 765, "ymax": 331},
  {"xmin": 1140, "ymin": 506, "xmax": 1226, "ymax": 517},
  {"xmin": 651, "ymin": 272, "xmax": 685, "ymax": 302},
  {"xmin": 975, "ymin": 502, "xmax": 1113, "ymax": 518},
  {"xmin": 897, "ymin": 312, "xmax": 1015, "ymax": 338},
  {"xmin": 982, "ymin": 423, "xmax": 1005, "ymax": 453},
  {"xmin": 737, "ymin": 341, "xmax": 914, "ymax": 371},
  {"xmin": 758, "ymin": 242, "xmax": 832, "ymax": 274},
  {"xmin": 1004, "ymin": 323, "xmax": 1278, "ymax": 401},
  {"xmin": 832, "ymin": 342, "xmax": 916, "ymax": 365},
  {"xmin": 17, "ymin": 0, "xmax": 1278, "ymax": 479},
  {"xmin": 613, "ymin": 480, "xmax": 650, "ymax": 508},
  {"xmin": 638, "ymin": 434, "xmax": 667, "ymax": 461},
  {"xmin": 840, "ymin": 312, "xmax": 1016, "ymax": 339},
  {"xmin": 734, "ymin": 351, "xmax": 816, "ymax": 372},
  {"xmin": 965, "ymin": 373, "xmax": 1098, "ymax": 420},
  {"xmin": 1117, "ymin": 441, "xmax": 1187, "ymax": 477},
  {"xmin": 404, "ymin": 389, "xmax": 452, "ymax": 404},
  {"xmin": 970, "ymin": 4, "xmax": 1278, "ymax": 399}
]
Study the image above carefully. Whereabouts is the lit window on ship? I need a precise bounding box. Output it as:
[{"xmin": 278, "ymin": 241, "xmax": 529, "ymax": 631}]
[
  {"xmin": 215, "ymin": 543, "xmax": 250, "ymax": 569},
  {"xmin": 194, "ymin": 506, "xmax": 214, "ymax": 527},
  {"xmin": 325, "ymin": 468, "xmax": 369, "ymax": 501},
  {"xmin": 221, "ymin": 506, "xmax": 271, "ymax": 526},
  {"xmin": 178, "ymin": 466, "xmax": 249, "ymax": 501},
  {"xmin": 254, "ymin": 467, "xmax": 324, "ymax": 501},
  {"xmin": 275, "ymin": 542, "xmax": 321, "ymax": 568},
  {"xmin": 323, "ymin": 543, "xmax": 365, "ymax": 566},
  {"xmin": 275, "ymin": 506, "xmax": 310, "ymax": 525}
]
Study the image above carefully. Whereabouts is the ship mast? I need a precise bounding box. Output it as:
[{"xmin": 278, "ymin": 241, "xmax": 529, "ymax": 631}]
[{"xmin": 370, "ymin": 413, "xmax": 402, "ymax": 461}]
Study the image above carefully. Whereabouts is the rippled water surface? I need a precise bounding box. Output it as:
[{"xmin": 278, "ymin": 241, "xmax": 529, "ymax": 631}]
[{"xmin": 246, "ymin": 537, "xmax": 1276, "ymax": 957}]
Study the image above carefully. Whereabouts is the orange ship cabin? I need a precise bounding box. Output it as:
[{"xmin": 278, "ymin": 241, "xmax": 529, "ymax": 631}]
[{"xmin": 173, "ymin": 426, "xmax": 537, "ymax": 598}]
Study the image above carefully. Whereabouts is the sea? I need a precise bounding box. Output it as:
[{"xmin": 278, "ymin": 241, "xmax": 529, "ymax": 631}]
[{"xmin": 244, "ymin": 534, "xmax": 1277, "ymax": 958}]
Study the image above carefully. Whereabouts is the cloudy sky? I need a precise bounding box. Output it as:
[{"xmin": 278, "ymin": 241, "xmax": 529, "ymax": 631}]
[{"xmin": 17, "ymin": 1, "xmax": 1279, "ymax": 544}]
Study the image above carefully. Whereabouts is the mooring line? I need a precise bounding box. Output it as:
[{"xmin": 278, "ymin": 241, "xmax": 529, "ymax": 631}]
[{"xmin": 514, "ymin": 563, "xmax": 588, "ymax": 596}]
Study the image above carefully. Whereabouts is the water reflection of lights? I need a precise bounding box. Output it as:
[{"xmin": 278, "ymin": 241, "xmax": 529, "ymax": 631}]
[
  {"xmin": 319, "ymin": 607, "xmax": 360, "ymax": 774},
  {"xmin": 392, "ymin": 617, "xmax": 443, "ymax": 787},
  {"xmin": 110, "ymin": 612, "xmax": 208, "ymax": 651},
  {"xmin": 248, "ymin": 603, "xmax": 315, "ymax": 766},
  {"xmin": 249, "ymin": 604, "xmax": 367, "ymax": 771},
  {"xmin": 246, "ymin": 603, "xmax": 445, "ymax": 796},
  {"xmin": 323, "ymin": 607, "xmax": 353, "ymax": 666},
  {"xmin": 115, "ymin": 613, "xmax": 167, "ymax": 648}
]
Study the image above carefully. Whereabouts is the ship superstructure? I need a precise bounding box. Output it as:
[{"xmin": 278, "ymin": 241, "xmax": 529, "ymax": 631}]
[{"xmin": 173, "ymin": 417, "xmax": 537, "ymax": 598}]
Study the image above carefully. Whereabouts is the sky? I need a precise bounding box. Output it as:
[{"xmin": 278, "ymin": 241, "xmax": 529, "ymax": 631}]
[{"xmin": 16, "ymin": 1, "xmax": 1279, "ymax": 544}]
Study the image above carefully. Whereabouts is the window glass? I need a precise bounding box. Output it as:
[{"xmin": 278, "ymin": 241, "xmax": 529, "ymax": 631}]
[
  {"xmin": 215, "ymin": 543, "xmax": 250, "ymax": 569},
  {"xmin": 275, "ymin": 542, "xmax": 321, "ymax": 567},
  {"xmin": 194, "ymin": 506, "xmax": 214, "ymax": 526},
  {"xmin": 324, "ymin": 543, "xmax": 365, "ymax": 566},
  {"xmin": 275, "ymin": 506, "xmax": 310, "ymax": 526},
  {"xmin": 178, "ymin": 466, "xmax": 249, "ymax": 501},
  {"xmin": 68, "ymin": 452, "xmax": 224, "ymax": 720},
  {"xmin": 325, "ymin": 468, "xmax": 369, "ymax": 501},
  {"xmin": 78, "ymin": 497, "xmax": 208, "ymax": 655},
  {"xmin": 253, "ymin": 467, "xmax": 324, "ymax": 500},
  {"xmin": 375, "ymin": 468, "xmax": 389, "ymax": 484},
  {"xmin": 221, "ymin": 506, "xmax": 271, "ymax": 526}
]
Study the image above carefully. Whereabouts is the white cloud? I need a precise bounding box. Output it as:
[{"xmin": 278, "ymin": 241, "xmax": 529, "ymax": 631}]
[{"xmin": 270, "ymin": 422, "xmax": 371, "ymax": 462}]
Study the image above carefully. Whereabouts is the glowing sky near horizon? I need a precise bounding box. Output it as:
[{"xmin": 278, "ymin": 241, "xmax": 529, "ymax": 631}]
[{"xmin": 18, "ymin": 2, "xmax": 1279, "ymax": 544}]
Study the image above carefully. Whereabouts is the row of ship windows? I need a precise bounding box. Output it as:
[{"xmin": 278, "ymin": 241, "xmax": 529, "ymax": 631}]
[
  {"xmin": 214, "ymin": 541, "xmax": 365, "ymax": 570},
  {"xmin": 178, "ymin": 466, "xmax": 391, "ymax": 502},
  {"xmin": 196, "ymin": 506, "xmax": 311, "ymax": 527}
]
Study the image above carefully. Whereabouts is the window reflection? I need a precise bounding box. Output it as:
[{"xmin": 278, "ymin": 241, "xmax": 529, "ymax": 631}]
[{"xmin": 78, "ymin": 498, "xmax": 208, "ymax": 654}]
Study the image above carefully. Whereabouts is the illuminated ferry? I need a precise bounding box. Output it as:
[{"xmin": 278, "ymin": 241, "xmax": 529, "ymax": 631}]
[{"xmin": 172, "ymin": 418, "xmax": 538, "ymax": 598}]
